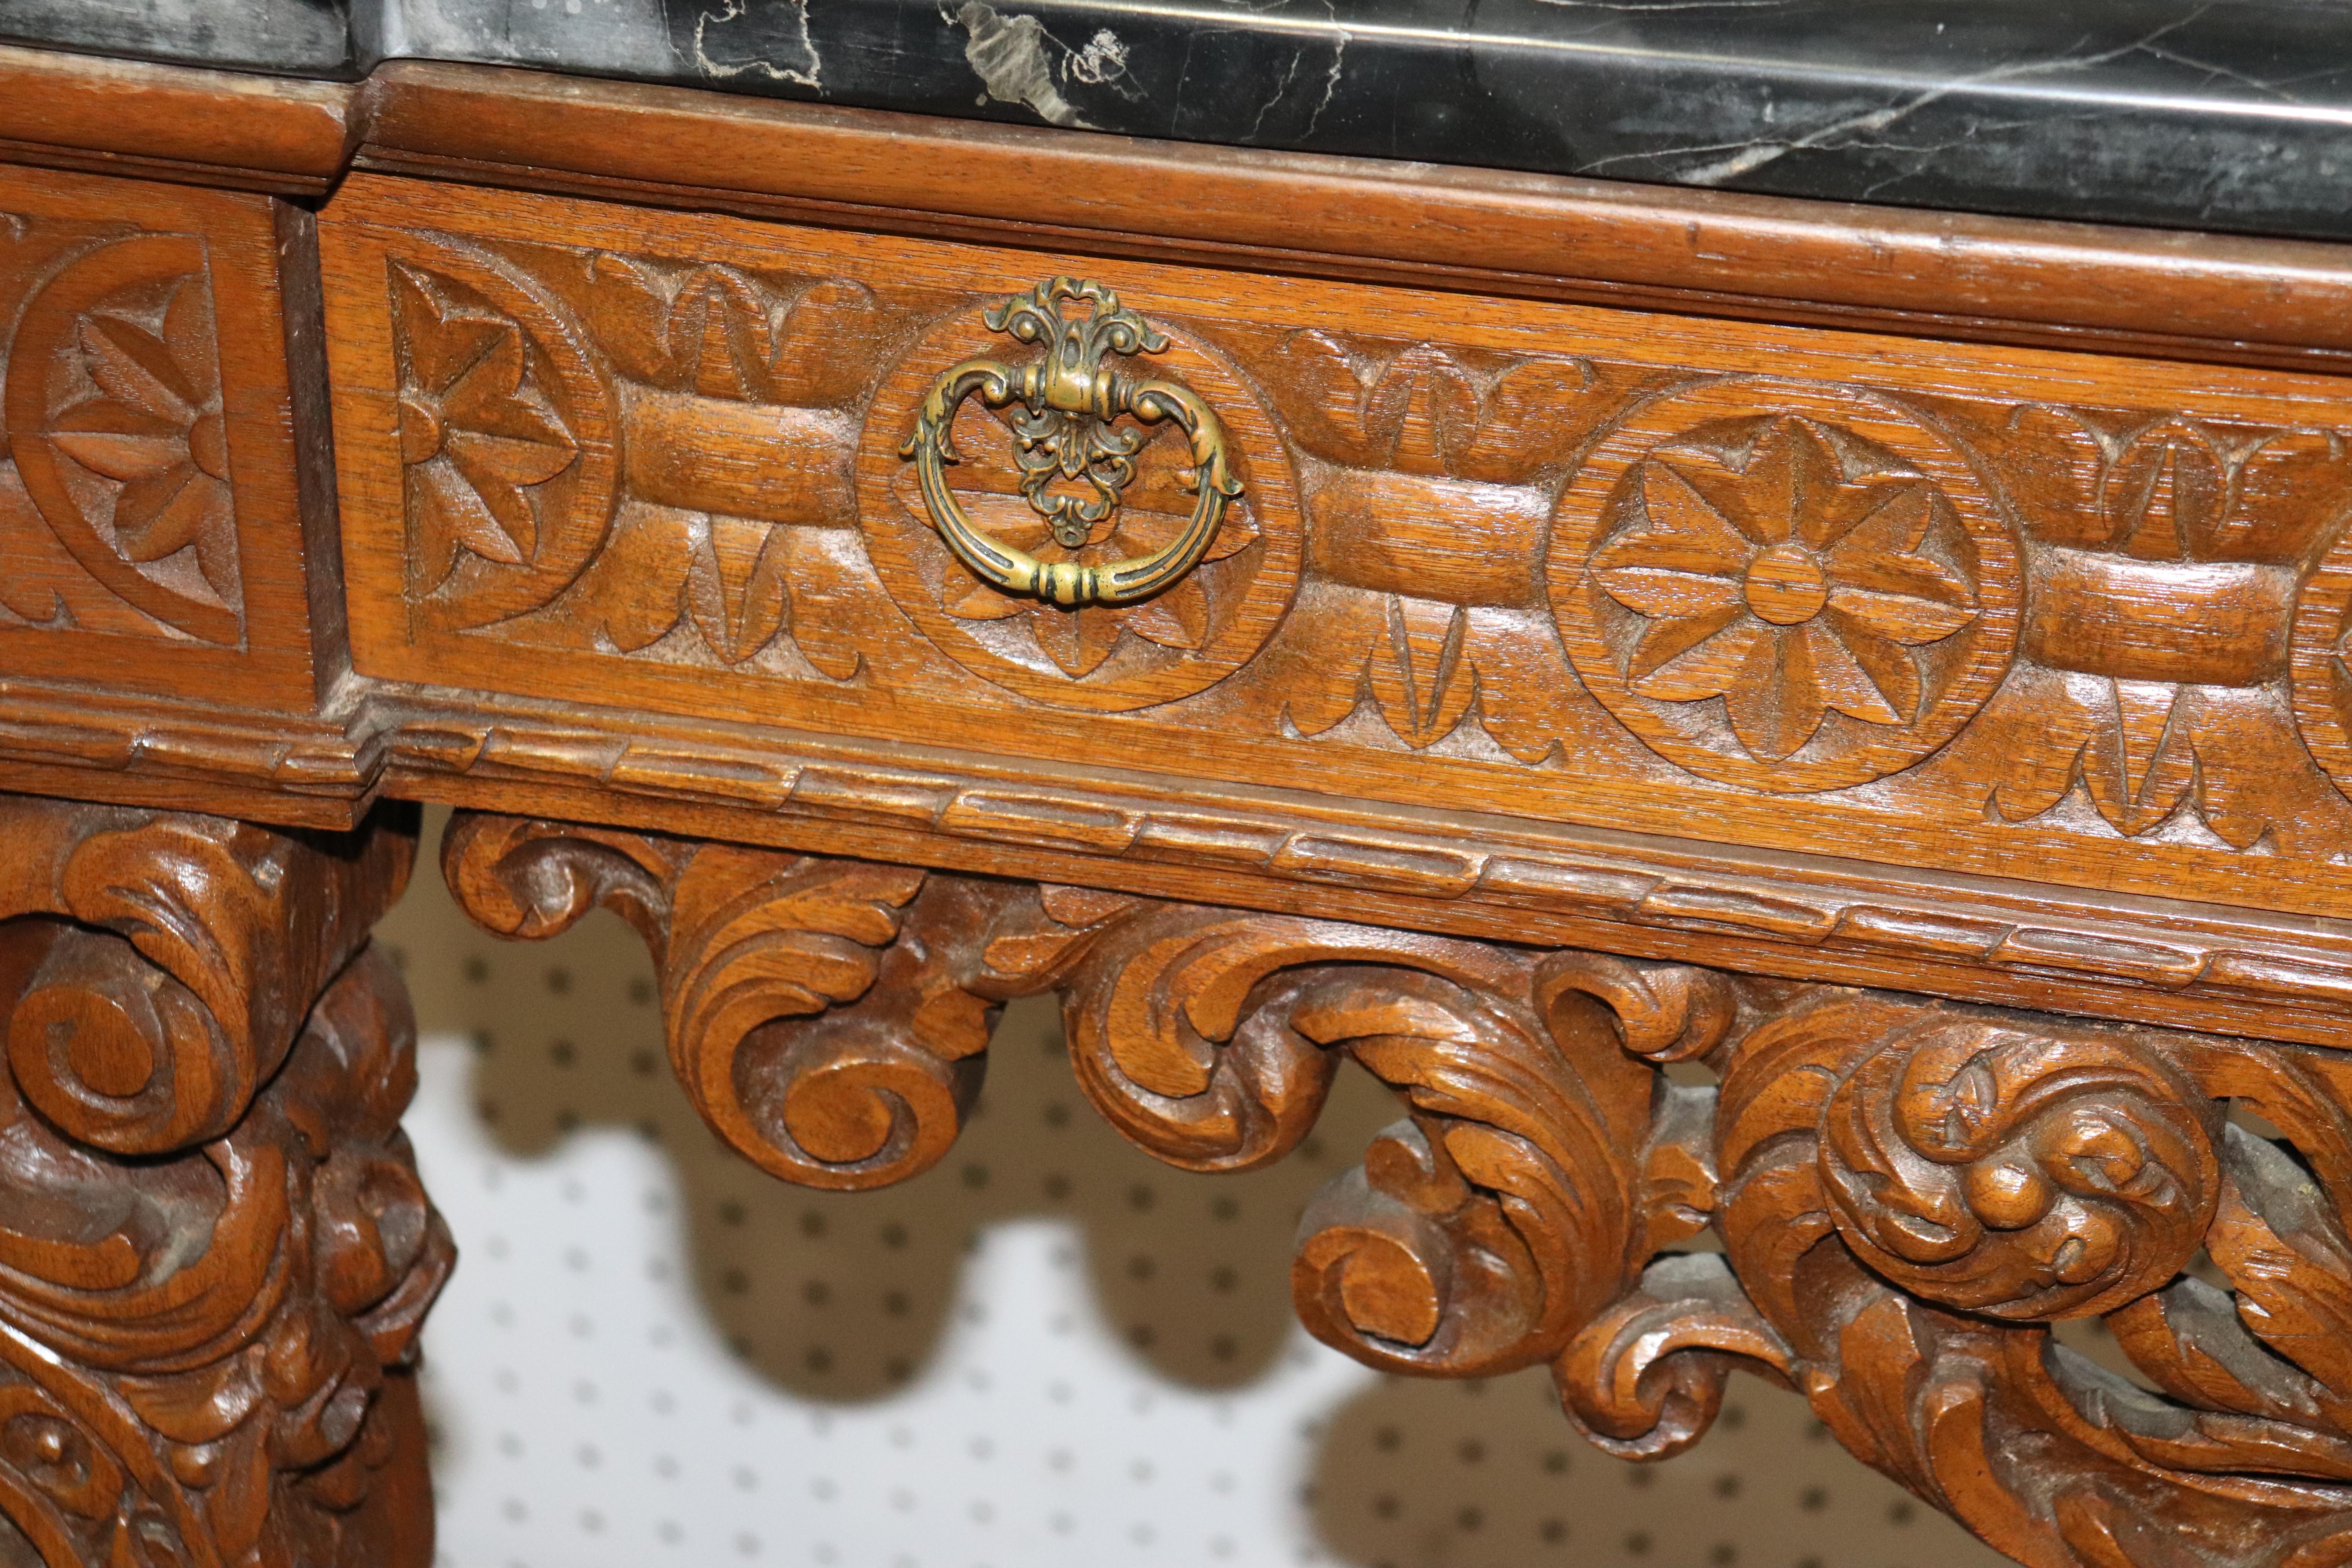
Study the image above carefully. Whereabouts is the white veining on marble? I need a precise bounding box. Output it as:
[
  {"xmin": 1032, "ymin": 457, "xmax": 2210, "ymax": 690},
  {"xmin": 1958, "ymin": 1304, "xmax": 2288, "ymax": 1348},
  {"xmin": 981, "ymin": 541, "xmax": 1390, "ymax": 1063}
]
[
  {"xmin": 949, "ymin": 0, "xmax": 1148, "ymax": 125},
  {"xmin": 16, "ymin": 0, "xmax": 2352, "ymax": 240},
  {"xmin": 692, "ymin": 0, "xmax": 822, "ymax": 87},
  {"xmin": 1564, "ymin": 7, "xmax": 2303, "ymax": 188}
]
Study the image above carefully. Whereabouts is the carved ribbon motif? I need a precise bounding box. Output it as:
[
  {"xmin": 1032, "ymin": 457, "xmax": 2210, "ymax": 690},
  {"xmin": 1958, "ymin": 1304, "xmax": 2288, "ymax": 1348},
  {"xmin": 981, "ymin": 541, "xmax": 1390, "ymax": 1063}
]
[{"xmin": 445, "ymin": 809, "xmax": 2352, "ymax": 1568}]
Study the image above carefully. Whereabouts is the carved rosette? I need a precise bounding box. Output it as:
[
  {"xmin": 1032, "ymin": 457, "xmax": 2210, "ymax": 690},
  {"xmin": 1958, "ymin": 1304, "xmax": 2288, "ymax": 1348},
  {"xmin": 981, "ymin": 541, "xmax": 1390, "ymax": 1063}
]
[
  {"xmin": 1549, "ymin": 381, "xmax": 2022, "ymax": 791},
  {"xmin": 0, "ymin": 798, "xmax": 446, "ymax": 1568},
  {"xmin": 857, "ymin": 295, "xmax": 1303, "ymax": 710},
  {"xmin": 3, "ymin": 232, "xmax": 244, "ymax": 645},
  {"xmin": 382, "ymin": 236, "xmax": 620, "ymax": 627}
]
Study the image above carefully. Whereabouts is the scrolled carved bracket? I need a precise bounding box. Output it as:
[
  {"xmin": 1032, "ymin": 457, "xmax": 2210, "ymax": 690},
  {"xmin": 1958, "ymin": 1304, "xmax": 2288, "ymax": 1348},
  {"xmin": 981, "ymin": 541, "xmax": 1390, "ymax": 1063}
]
[
  {"xmin": 446, "ymin": 811, "xmax": 2352, "ymax": 1566},
  {"xmin": 444, "ymin": 813, "xmax": 1028, "ymax": 1189},
  {"xmin": 0, "ymin": 796, "xmax": 445, "ymax": 1568},
  {"xmin": 0, "ymin": 796, "xmax": 411, "ymax": 1157}
]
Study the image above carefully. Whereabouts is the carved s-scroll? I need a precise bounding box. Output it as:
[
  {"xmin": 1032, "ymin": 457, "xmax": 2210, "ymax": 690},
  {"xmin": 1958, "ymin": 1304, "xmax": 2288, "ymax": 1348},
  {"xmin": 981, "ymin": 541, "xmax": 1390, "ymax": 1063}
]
[
  {"xmin": 990, "ymin": 898, "xmax": 1719, "ymax": 1393},
  {"xmin": 444, "ymin": 813, "xmax": 1035, "ymax": 1189},
  {"xmin": 0, "ymin": 944, "xmax": 451, "ymax": 1568},
  {"xmin": 0, "ymin": 799, "xmax": 410, "ymax": 1157},
  {"xmin": 0, "ymin": 792, "xmax": 446, "ymax": 1568}
]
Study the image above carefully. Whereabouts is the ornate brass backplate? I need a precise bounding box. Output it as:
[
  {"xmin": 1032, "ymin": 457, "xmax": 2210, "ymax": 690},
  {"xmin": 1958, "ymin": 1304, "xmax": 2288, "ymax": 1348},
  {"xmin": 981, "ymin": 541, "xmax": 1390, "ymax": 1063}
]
[{"xmin": 900, "ymin": 277, "xmax": 1242, "ymax": 606}]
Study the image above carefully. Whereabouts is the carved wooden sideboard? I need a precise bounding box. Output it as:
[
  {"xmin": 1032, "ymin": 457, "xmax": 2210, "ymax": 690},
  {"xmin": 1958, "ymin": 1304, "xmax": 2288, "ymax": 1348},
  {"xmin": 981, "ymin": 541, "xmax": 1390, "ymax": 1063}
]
[{"xmin": 11, "ymin": 42, "xmax": 2352, "ymax": 1568}]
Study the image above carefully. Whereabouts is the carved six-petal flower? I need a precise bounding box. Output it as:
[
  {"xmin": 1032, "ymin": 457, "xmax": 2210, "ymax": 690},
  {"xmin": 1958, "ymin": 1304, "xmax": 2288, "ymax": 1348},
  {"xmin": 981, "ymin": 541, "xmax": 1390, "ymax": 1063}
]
[
  {"xmin": 1593, "ymin": 417, "xmax": 1980, "ymax": 760},
  {"xmin": 44, "ymin": 272, "xmax": 236, "ymax": 598},
  {"xmin": 390, "ymin": 262, "xmax": 578, "ymax": 581}
]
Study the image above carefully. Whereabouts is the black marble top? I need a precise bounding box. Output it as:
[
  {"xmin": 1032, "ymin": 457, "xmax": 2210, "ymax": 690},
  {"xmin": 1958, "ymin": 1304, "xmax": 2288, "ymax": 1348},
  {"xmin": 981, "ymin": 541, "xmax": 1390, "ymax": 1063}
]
[{"xmin": 8, "ymin": 0, "xmax": 2352, "ymax": 243}]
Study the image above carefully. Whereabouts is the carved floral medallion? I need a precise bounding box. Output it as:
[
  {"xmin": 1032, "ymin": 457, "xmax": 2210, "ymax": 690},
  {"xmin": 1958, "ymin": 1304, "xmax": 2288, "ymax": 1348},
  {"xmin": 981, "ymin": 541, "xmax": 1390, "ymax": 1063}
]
[
  {"xmin": 3, "ymin": 233, "xmax": 243, "ymax": 645},
  {"xmin": 1551, "ymin": 381, "xmax": 2021, "ymax": 791},
  {"xmin": 381, "ymin": 239, "xmax": 619, "ymax": 630}
]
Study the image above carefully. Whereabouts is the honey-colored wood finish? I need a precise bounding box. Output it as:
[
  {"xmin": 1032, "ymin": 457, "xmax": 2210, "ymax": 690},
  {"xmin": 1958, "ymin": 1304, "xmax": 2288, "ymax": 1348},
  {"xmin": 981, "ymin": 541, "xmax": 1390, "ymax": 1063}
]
[
  {"xmin": 0, "ymin": 797, "xmax": 443, "ymax": 1568},
  {"xmin": 0, "ymin": 163, "xmax": 345, "ymax": 709},
  {"xmin": 13, "ymin": 45, "xmax": 2352, "ymax": 1568},
  {"xmin": 320, "ymin": 171, "xmax": 2352, "ymax": 931},
  {"xmin": 0, "ymin": 44, "xmax": 352, "ymax": 196},
  {"xmin": 448, "ymin": 809, "xmax": 2352, "ymax": 1568}
]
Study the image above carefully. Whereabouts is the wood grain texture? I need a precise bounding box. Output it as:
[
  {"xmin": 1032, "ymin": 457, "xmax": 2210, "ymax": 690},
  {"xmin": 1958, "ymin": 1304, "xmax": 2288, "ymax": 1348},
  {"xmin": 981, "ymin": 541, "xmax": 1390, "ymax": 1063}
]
[
  {"xmin": 0, "ymin": 163, "xmax": 343, "ymax": 710},
  {"xmin": 446, "ymin": 809, "xmax": 2352, "ymax": 1566},
  {"xmin": 1612, "ymin": 987, "xmax": 2352, "ymax": 1568},
  {"xmin": 352, "ymin": 60, "xmax": 2352, "ymax": 376},
  {"xmin": 8, "ymin": 668, "xmax": 2350, "ymax": 1054},
  {"xmin": 387, "ymin": 696, "xmax": 2352, "ymax": 1049},
  {"xmin": 319, "ymin": 172, "xmax": 2352, "ymax": 931},
  {"xmin": 0, "ymin": 793, "xmax": 445, "ymax": 1568},
  {"xmin": 0, "ymin": 45, "xmax": 352, "ymax": 197}
]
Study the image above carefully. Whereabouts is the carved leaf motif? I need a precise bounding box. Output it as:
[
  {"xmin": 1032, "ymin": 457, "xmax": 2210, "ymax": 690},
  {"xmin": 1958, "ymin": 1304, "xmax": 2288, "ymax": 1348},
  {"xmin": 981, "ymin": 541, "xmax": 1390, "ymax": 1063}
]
[
  {"xmin": 1363, "ymin": 595, "xmax": 1475, "ymax": 747},
  {"xmin": 545, "ymin": 252, "xmax": 889, "ymax": 408},
  {"xmin": 1255, "ymin": 329, "xmax": 1610, "ymax": 481},
  {"xmin": 567, "ymin": 501, "xmax": 866, "ymax": 678},
  {"xmin": 686, "ymin": 514, "xmax": 791, "ymax": 664},
  {"xmin": 668, "ymin": 264, "xmax": 777, "ymax": 400},
  {"xmin": 1976, "ymin": 672, "xmax": 2327, "ymax": 847},
  {"xmin": 2085, "ymin": 419, "xmax": 2232, "ymax": 559},
  {"xmin": 390, "ymin": 261, "xmax": 578, "ymax": 582}
]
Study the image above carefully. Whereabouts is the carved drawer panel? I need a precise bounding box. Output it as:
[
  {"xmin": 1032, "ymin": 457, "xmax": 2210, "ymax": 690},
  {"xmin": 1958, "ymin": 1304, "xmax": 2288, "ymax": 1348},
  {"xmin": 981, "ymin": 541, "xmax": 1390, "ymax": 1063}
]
[
  {"xmin": 319, "ymin": 174, "xmax": 2352, "ymax": 920},
  {"xmin": 0, "ymin": 164, "xmax": 338, "ymax": 710}
]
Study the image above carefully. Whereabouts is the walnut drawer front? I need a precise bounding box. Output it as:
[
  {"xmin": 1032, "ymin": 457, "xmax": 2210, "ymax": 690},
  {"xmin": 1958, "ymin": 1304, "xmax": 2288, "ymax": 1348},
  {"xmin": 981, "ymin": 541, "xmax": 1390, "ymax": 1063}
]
[
  {"xmin": 318, "ymin": 173, "xmax": 2352, "ymax": 922},
  {"xmin": 0, "ymin": 164, "xmax": 340, "ymax": 712}
]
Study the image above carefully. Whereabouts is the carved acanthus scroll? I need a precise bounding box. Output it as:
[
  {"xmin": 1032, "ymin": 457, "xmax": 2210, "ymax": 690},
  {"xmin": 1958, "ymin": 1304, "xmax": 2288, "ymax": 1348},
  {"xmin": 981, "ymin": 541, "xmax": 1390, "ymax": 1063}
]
[
  {"xmin": 0, "ymin": 796, "xmax": 447, "ymax": 1568},
  {"xmin": 443, "ymin": 813, "xmax": 1029, "ymax": 1188},
  {"xmin": 445, "ymin": 809, "xmax": 2352, "ymax": 1568}
]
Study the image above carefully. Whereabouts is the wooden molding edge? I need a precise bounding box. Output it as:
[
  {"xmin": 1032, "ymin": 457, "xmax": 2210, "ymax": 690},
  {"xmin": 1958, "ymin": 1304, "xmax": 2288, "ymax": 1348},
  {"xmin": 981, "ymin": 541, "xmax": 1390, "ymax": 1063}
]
[
  {"xmin": 0, "ymin": 680, "xmax": 378, "ymax": 826},
  {"xmin": 5, "ymin": 672, "xmax": 2349, "ymax": 1043},
  {"xmin": 0, "ymin": 43, "xmax": 353, "ymax": 194},
  {"xmin": 372, "ymin": 694, "xmax": 2352, "ymax": 1050},
  {"xmin": 351, "ymin": 60, "xmax": 2352, "ymax": 374},
  {"xmin": 7, "ymin": 48, "xmax": 2352, "ymax": 370}
]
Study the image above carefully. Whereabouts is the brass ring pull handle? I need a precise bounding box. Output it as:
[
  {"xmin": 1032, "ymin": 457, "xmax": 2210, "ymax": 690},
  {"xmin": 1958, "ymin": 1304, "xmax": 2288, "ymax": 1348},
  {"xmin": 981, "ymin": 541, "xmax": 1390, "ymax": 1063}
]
[{"xmin": 900, "ymin": 278, "xmax": 1243, "ymax": 607}]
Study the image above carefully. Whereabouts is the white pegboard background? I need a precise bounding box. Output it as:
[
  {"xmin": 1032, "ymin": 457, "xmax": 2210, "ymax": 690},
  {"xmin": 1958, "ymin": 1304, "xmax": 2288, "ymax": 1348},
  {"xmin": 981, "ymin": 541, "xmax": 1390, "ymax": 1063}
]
[{"xmin": 379, "ymin": 809, "xmax": 2018, "ymax": 1568}]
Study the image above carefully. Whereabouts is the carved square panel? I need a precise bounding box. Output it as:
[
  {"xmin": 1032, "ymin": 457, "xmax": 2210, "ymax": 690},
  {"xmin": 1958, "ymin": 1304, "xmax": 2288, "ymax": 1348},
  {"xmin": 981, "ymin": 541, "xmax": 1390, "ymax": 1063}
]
[
  {"xmin": 320, "ymin": 173, "xmax": 2352, "ymax": 924},
  {"xmin": 0, "ymin": 164, "xmax": 336, "ymax": 711}
]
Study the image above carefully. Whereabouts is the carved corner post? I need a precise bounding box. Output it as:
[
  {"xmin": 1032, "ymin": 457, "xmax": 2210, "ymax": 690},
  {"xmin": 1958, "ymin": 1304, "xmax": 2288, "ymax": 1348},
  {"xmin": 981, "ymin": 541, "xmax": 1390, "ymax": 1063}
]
[
  {"xmin": 445, "ymin": 810, "xmax": 2352, "ymax": 1568},
  {"xmin": 0, "ymin": 794, "xmax": 451, "ymax": 1568}
]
